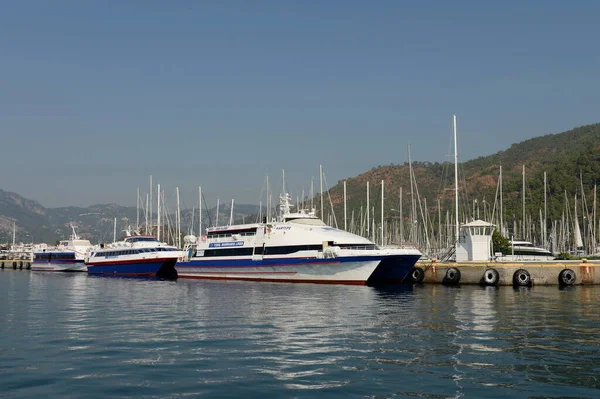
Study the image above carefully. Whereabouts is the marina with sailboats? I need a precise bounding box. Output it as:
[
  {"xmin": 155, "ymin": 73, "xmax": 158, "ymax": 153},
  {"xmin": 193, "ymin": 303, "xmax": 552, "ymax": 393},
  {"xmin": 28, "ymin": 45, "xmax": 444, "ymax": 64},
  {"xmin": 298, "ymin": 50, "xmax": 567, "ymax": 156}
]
[{"xmin": 3, "ymin": 118, "xmax": 600, "ymax": 286}]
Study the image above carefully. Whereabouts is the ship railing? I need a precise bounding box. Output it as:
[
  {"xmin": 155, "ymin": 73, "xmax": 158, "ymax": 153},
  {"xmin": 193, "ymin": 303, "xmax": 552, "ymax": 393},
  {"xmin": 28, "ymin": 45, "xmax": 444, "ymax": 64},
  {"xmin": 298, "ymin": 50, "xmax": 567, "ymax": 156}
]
[
  {"xmin": 317, "ymin": 246, "xmax": 339, "ymax": 259},
  {"xmin": 339, "ymin": 245, "xmax": 377, "ymax": 251}
]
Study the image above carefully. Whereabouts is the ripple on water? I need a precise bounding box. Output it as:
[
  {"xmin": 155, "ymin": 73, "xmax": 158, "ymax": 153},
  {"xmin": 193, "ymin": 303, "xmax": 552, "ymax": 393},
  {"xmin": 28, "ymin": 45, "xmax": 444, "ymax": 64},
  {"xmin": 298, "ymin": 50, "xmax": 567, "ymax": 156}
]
[{"xmin": 1, "ymin": 273, "xmax": 599, "ymax": 398}]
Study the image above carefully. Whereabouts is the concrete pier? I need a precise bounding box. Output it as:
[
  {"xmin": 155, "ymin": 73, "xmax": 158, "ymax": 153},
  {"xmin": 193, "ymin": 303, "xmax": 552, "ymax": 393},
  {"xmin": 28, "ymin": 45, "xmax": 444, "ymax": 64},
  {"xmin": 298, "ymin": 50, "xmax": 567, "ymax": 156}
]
[{"xmin": 413, "ymin": 260, "xmax": 600, "ymax": 286}]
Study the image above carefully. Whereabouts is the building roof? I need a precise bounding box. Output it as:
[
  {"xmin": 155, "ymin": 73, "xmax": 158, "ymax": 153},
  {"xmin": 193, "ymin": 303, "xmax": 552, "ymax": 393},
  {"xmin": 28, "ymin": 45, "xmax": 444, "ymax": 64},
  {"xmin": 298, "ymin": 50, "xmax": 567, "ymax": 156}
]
[{"xmin": 461, "ymin": 219, "xmax": 495, "ymax": 228}]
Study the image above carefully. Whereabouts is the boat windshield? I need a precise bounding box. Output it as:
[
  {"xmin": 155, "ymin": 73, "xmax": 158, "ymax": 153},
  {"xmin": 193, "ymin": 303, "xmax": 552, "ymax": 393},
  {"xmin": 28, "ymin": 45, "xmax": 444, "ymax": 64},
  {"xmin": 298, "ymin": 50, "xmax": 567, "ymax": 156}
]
[
  {"xmin": 287, "ymin": 218, "xmax": 326, "ymax": 226},
  {"xmin": 125, "ymin": 237, "xmax": 159, "ymax": 243}
]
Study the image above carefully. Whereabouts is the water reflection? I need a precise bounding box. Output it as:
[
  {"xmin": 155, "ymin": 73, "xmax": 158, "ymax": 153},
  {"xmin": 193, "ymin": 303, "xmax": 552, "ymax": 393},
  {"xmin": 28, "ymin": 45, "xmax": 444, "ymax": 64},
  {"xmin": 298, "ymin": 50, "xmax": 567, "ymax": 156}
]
[{"xmin": 1, "ymin": 274, "xmax": 600, "ymax": 398}]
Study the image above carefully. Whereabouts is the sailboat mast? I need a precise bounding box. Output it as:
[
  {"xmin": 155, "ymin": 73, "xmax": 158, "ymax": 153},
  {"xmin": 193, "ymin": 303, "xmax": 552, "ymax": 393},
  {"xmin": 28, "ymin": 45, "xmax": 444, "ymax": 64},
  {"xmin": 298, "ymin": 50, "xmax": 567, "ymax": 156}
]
[
  {"xmin": 319, "ymin": 165, "xmax": 324, "ymax": 220},
  {"xmin": 594, "ymin": 184, "xmax": 597, "ymax": 252},
  {"xmin": 145, "ymin": 193, "xmax": 149, "ymax": 234},
  {"xmin": 199, "ymin": 186, "xmax": 202, "ymax": 237},
  {"xmin": 408, "ymin": 144, "xmax": 416, "ymax": 242},
  {"xmin": 544, "ymin": 171, "xmax": 547, "ymax": 246},
  {"xmin": 438, "ymin": 199, "xmax": 442, "ymax": 252},
  {"xmin": 499, "ymin": 165, "xmax": 503, "ymax": 235},
  {"xmin": 343, "ymin": 181, "xmax": 347, "ymax": 231},
  {"xmin": 372, "ymin": 206, "xmax": 375, "ymax": 243},
  {"xmin": 136, "ymin": 187, "xmax": 140, "ymax": 231},
  {"xmin": 266, "ymin": 176, "xmax": 270, "ymax": 222},
  {"xmin": 366, "ymin": 181, "xmax": 370, "ymax": 237},
  {"xmin": 522, "ymin": 165, "xmax": 526, "ymax": 240},
  {"xmin": 157, "ymin": 183, "xmax": 161, "ymax": 241},
  {"xmin": 400, "ymin": 186, "xmax": 404, "ymax": 243},
  {"xmin": 381, "ymin": 180, "xmax": 384, "ymax": 246},
  {"xmin": 176, "ymin": 187, "xmax": 181, "ymax": 248},
  {"xmin": 149, "ymin": 175, "xmax": 153, "ymax": 235},
  {"xmin": 453, "ymin": 115, "xmax": 459, "ymax": 243}
]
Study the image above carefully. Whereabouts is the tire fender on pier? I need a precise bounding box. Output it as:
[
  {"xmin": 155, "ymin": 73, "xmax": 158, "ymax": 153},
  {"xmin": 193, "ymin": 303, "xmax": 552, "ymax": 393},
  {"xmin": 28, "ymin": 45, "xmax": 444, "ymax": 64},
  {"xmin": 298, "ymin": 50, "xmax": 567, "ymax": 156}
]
[
  {"xmin": 482, "ymin": 268, "xmax": 499, "ymax": 286},
  {"xmin": 443, "ymin": 267, "xmax": 461, "ymax": 285},
  {"xmin": 558, "ymin": 268, "xmax": 576, "ymax": 286},
  {"xmin": 410, "ymin": 267, "xmax": 425, "ymax": 284},
  {"xmin": 513, "ymin": 269, "xmax": 531, "ymax": 287}
]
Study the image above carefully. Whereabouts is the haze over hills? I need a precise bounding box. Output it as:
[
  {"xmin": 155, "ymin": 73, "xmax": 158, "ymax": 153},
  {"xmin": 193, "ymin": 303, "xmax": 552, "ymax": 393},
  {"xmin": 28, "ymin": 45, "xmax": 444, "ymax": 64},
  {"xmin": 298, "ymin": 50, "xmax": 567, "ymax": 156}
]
[
  {"xmin": 0, "ymin": 190, "xmax": 262, "ymax": 245},
  {"xmin": 2, "ymin": 122, "xmax": 599, "ymax": 245}
]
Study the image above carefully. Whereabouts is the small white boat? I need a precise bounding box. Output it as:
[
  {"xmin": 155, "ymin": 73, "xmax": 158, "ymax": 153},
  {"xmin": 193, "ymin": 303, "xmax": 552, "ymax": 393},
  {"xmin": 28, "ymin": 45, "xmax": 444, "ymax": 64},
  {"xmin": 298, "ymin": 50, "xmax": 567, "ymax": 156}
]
[{"xmin": 497, "ymin": 240, "xmax": 555, "ymax": 261}]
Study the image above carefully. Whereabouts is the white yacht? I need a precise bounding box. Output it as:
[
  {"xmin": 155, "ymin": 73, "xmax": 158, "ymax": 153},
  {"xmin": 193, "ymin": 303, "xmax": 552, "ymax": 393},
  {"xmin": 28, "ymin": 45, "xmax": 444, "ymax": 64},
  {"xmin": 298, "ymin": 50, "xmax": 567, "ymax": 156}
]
[{"xmin": 496, "ymin": 240, "xmax": 555, "ymax": 261}]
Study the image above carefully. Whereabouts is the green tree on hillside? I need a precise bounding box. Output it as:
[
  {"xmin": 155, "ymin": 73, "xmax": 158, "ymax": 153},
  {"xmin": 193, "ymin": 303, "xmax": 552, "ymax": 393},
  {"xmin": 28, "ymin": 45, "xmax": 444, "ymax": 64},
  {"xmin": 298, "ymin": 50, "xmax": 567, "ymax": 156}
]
[{"xmin": 492, "ymin": 230, "xmax": 511, "ymax": 255}]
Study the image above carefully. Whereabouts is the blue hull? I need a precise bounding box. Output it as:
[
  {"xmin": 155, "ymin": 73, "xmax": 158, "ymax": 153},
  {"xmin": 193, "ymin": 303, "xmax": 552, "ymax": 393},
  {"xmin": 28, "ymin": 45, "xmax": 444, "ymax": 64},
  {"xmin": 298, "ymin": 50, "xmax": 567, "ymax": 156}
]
[
  {"xmin": 86, "ymin": 259, "xmax": 178, "ymax": 279},
  {"xmin": 366, "ymin": 255, "xmax": 422, "ymax": 284}
]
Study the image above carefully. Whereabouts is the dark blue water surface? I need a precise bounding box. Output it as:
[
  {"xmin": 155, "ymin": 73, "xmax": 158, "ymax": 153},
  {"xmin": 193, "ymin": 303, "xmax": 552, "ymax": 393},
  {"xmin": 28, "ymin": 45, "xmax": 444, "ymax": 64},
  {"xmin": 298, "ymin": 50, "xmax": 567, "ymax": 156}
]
[{"xmin": 1, "ymin": 270, "xmax": 599, "ymax": 398}]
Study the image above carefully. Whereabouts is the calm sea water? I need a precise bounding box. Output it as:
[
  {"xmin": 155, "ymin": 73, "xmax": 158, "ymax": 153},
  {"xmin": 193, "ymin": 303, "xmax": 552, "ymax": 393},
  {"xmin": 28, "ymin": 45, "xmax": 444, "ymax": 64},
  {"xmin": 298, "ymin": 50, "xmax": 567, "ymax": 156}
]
[{"xmin": 1, "ymin": 271, "xmax": 599, "ymax": 399}]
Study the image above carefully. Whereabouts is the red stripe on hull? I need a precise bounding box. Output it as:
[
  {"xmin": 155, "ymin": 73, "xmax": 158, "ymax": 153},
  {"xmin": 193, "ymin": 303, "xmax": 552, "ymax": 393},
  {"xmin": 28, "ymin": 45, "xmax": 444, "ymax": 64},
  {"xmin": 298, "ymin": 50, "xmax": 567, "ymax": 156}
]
[
  {"xmin": 178, "ymin": 275, "xmax": 367, "ymax": 285},
  {"xmin": 92, "ymin": 272, "xmax": 156, "ymax": 277},
  {"xmin": 180, "ymin": 271, "xmax": 297, "ymax": 275}
]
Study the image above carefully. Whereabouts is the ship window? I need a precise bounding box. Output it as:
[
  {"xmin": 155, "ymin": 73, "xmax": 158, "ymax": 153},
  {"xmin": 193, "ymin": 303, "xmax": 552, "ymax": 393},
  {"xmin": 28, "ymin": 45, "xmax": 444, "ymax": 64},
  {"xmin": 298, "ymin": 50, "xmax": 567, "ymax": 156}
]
[
  {"xmin": 203, "ymin": 247, "xmax": 254, "ymax": 257},
  {"xmin": 207, "ymin": 227, "xmax": 258, "ymax": 238}
]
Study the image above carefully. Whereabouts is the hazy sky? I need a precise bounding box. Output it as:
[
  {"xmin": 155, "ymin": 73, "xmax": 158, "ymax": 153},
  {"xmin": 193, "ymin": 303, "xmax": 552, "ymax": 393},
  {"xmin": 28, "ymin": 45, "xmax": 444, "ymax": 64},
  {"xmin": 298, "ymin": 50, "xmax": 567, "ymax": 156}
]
[{"xmin": 1, "ymin": 1, "xmax": 599, "ymax": 209}]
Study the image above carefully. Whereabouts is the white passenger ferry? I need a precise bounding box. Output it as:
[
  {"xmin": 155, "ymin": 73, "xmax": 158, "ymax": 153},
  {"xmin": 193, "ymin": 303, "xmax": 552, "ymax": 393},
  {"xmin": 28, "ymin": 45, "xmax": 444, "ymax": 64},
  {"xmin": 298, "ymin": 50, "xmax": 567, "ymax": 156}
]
[
  {"xmin": 177, "ymin": 194, "xmax": 422, "ymax": 285},
  {"xmin": 85, "ymin": 235, "xmax": 181, "ymax": 279},
  {"xmin": 32, "ymin": 227, "xmax": 93, "ymax": 272}
]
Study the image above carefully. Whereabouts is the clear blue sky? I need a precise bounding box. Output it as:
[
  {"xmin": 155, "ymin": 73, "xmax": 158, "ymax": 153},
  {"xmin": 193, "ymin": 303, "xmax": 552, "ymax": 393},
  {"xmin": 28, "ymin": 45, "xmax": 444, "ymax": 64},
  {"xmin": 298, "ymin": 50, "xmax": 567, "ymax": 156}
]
[{"xmin": 1, "ymin": 0, "xmax": 599, "ymax": 209}]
